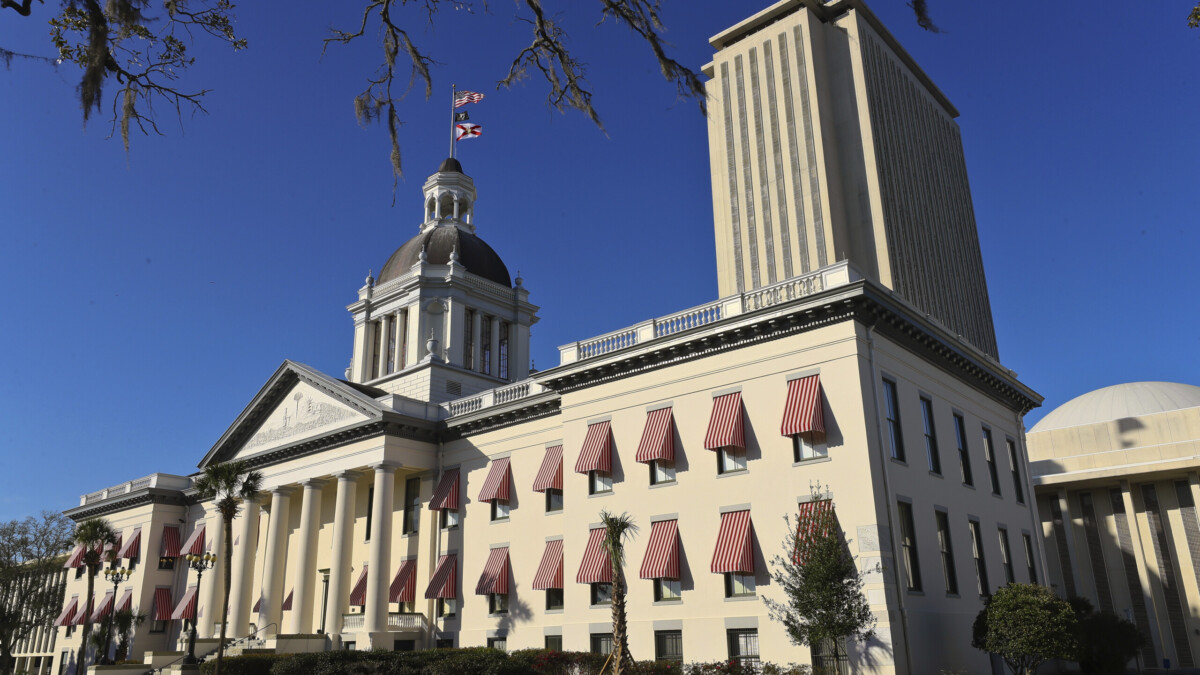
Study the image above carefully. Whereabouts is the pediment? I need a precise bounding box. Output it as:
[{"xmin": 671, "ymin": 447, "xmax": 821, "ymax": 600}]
[{"xmin": 232, "ymin": 380, "xmax": 368, "ymax": 459}]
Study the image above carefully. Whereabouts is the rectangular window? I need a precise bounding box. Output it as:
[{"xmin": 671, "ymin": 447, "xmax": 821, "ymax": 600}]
[
  {"xmin": 792, "ymin": 432, "xmax": 828, "ymax": 463},
  {"xmin": 1007, "ymin": 439, "xmax": 1025, "ymax": 504},
  {"xmin": 150, "ymin": 590, "xmax": 168, "ymax": 633},
  {"xmin": 591, "ymin": 633, "xmax": 614, "ymax": 656},
  {"xmin": 724, "ymin": 572, "xmax": 756, "ymax": 598},
  {"xmin": 654, "ymin": 578, "xmax": 681, "ymax": 602},
  {"xmin": 727, "ymin": 629, "xmax": 760, "ymax": 668},
  {"xmin": 499, "ymin": 321, "xmax": 511, "ymax": 380},
  {"xmin": 487, "ymin": 637, "xmax": 507, "ymax": 651},
  {"xmin": 718, "ymin": 447, "xmax": 747, "ymax": 474},
  {"xmin": 386, "ymin": 316, "xmax": 397, "ymax": 374},
  {"xmin": 589, "ymin": 471, "xmax": 613, "ymax": 495},
  {"xmin": 998, "ymin": 527, "xmax": 1015, "ymax": 585},
  {"xmin": 463, "ymin": 309, "xmax": 475, "ymax": 370},
  {"xmin": 897, "ymin": 501, "xmax": 921, "ymax": 591},
  {"xmin": 936, "ymin": 510, "xmax": 958, "ymax": 595},
  {"xmin": 489, "ymin": 593, "xmax": 509, "ymax": 615},
  {"xmin": 440, "ymin": 509, "xmax": 460, "ymax": 530},
  {"xmin": 545, "ymin": 635, "xmax": 563, "ymax": 651},
  {"xmin": 490, "ymin": 500, "xmax": 511, "ymax": 521},
  {"xmin": 920, "ymin": 397, "xmax": 941, "ymax": 474},
  {"xmin": 343, "ymin": 641, "xmax": 356, "ymax": 651},
  {"xmin": 436, "ymin": 638, "xmax": 455, "ymax": 649},
  {"xmin": 591, "ymin": 582, "xmax": 613, "ymax": 606},
  {"xmin": 883, "ymin": 378, "xmax": 905, "ymax": 461},
  {"xmin": 970, "ymin": 520, "xmax": 989, "ymax": 597},
  {"xmin": 365, "ymin": 485, "xmax": 374, "ymax": 541},
  {"xmin": 157, "ymin": 557, "xmax": 174, "ymax": 571},
  {"xmin": 545, "ymin": 588, "xmax": 564, "ymax": 611},
  {"xmin": 954, "ymin": 414, "xmax": 973, "ymax": 486},
  {"xmin": 545, "ymin": 488, "xmax": 563, "ymax": 513},
  {"xmin": 650, "ymin": 460, "xmax": 676, "ymax": 485},
  {"xmin": 983, "ymin": 427, "xmax": 1001, "ymax": 496},
  {"xmin": 481, "ymin": 317, "xmax": 492, "ymax": 374},
  {"xmin": 655, "ymin": 630, "xmax": 683, "ymax": 662},
  {"xmin": 438, "ymin": 598, "xmax": 457, "ymax": 618},
  {"xmin": 1022, "ymin": 533, "xmax": 1038, "ymax": 583},
  {"xmin": 128, "ymin": 554, "xmax": 138, "ymax": 572},
  {"xmin": 402, "ymin": 477, "xmax": 421, "ymax": 535}
]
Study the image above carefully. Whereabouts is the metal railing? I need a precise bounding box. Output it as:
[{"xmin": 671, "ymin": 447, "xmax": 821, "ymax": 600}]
[{"xmin": 146, "ymin": 622, "xmax": 277, "ymax": 674}]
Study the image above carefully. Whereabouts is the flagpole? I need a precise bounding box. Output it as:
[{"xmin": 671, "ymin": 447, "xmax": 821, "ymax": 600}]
[{"xmin": 450, "ymin": 83, "xmax": 456, "ymax": 160}]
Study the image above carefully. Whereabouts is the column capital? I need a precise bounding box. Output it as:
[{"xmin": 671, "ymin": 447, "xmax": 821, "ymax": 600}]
[
  {"xmin": 369, "ymin": 461, "xmax": 401, "ymax": 473},
  {"xmin": 270, "ymin": 485, "xmax": 297, "ymax": 497},
  {"xmin": 299, "ymin": 478, "xmax": 327, "ymax": 490},
  {"xmin": 335, "ymin": 469, "xmax": 363, "ymax": 482}
]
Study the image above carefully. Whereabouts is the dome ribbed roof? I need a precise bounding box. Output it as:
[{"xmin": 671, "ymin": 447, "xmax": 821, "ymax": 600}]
[
  {"xmin": 377, "ymin": 225, "xmax": 511, "ymax": 286},
  {"xmin": 1030, "ymin": 382, "xmax": 1200, "ymax": 433}
]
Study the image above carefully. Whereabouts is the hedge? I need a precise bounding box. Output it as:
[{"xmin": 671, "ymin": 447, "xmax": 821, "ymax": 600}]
[{"xmin": 198, "ymin": 653, "xmax": 291, "ymax": 675}]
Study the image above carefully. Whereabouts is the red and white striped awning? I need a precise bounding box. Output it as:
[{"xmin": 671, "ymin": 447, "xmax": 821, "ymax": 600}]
[
  {"xmin": 390, "ymin": 559, "xmax": 418, "ymax": 603},
  {"xmin": 532, "ymin": 445, "xmax": 563, "ymax": 493},
  {"xmin": 424, "ymin": 555, "xmax": 458, "ymax": 600},
  {"xmin": 252, "ymin": 595, "xmax": 261, "ymax": 613},
  {"xmin": 281, "ymin": 589, "xmax": 294, "ymax": 611},
  {"xmin": 532, "ymin": 539, "xmax": 564, "ymax": 590},
  {"xmin": 54, "ymin": 596, "xmax": 79, "ymax": 627},
  {"xmin": 160, "ymin": 525, "xmax": 182, "ymax": 558},
  {"xmin": 102, "ymin": 533, "xmax": 123, "ymax": 561},
  {"xmin": 794, "ymin": 500, "xmax": 835, "ymax": 564},
  {"xmin": 180, "ymin": 524, "xmax": 205, "ymax": 557},
  {"xmin": 635, "ymin": 408, "xmax": 675, "ymax": 464},
  {"xmin": 475, "ymin": 547, "xmax": 511, "ymax": 595},
  {"xmin": 63, "ymin": 545, "xmax": 85, "ymax": 569},
  {"xmin": 711, "ymin": 510, "xmax": 755, "ymax": 574},
  {"xmin": 116, "ymin": 587, "xmax": 133, "ymax": 614},
  {"xmin": 704, "ymin": 392, "xmax": 745, "ymax": 450},
  {"xmin": 348, "ymin": 566, "xmax": 369, "ymax": 606},
  {"xmin": 429, "ymin": 469, "xmax": 460, "ymax": 512},
  {"xmin": 91, "ymin": 590, "xmax": 115, "ymax": 623},
  {"xmin": 781, "ymin": 374, "xmax": 826, "ymax": 436},
  {"xmin": 73, "ymin": 598, "xmax": 93, "ymax": 626},
  {"xmin": 639, "ymin": 519, "xmax": 680, "ymax": 580},
  {"xmin": 478, "ymin": 458, "xmax": 512, "ymax": 503},
  {"xmin": 152, "ymin": 588, "xmax": 173, "ymax": 622},
  {"xmin": 576, "ymin": 527, "xmax": 612, "ymax": 584},
  {"xmin": 171, "ymin": 586, "xmax": 198, "ymax": 621},
  {"xmin": 118, "ymin": 527, "xmax": 141, "ymax": 560},
  {"xmin": 575, "ymin": 421, "xmax": 612, "ymax": 474}
]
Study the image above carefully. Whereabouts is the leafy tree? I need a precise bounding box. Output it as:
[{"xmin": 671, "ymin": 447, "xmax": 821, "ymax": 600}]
[
  {"xmin": 763, "ymin": 497, "xmax": 874, "ymax": 672},
  {"xmin": 193, "ymin": 460, "xmax": 262, "ymax": 675},
  {"xmin": 598, "ymin": 510, "xmax": 638, "ymax": 674},
  {"xmin": 971, "ymin": 583, "xmax": 1076, "ymax": 675},
  {"xmin": 0, "ymin": 512, "xmax": 74, "ymax": 675},
  {"xmin": 71, "ymin": 518, "xmax": 118, "ymax": 672},
  {"xmin": 1068, "ymin": 597, "xmax": 1145, "ymax": 675}
]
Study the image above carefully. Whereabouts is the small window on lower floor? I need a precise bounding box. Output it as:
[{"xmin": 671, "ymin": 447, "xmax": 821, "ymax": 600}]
[
  {"xmin": 653, "ymin": 578, "xmax": 681, "ymax": 602},
  {"xmin": 545, "ymin": 635, "xmax": 563, "ymax": 651},
  {"xmin": 487, "ymin": 637, "xmax": 507, "ymax": 651},
  {"xmin": 127, "ymin": 556, "xmax": 138, "ymax": 571},
  {"xmin": 489, "ymin": 593, "xmax": 509, "ymax": 614},
  {"xmin": 438, "ymin": 598, "xmax": 457, "ymax": 618},
  {"xmin": 655, "ymin": 630, "xmax": 683, "ymax": 662},
  {"xmin": 793, "ymin": 433, "xmax": 827, "ymax": 462},
  {"xmin": 811, "ymin": 636, "xmax": 848, "ymax": 673},
  {"xmin": 650, "ymin": 460, "xmax": 676, "ymax": 485},
  {"xmin": 491, "ymin": 500, "xmax": 511, "ymax": 521},
  {"xmin": 435, "ymin": 638, "xmax": 455, "ymax": 649},
  {"xmin": 589, "ymin": 471, "xmax": 613, "ymax": 495},
  {"xmin": 591, "ymin": 582, "xmax": 613, "ymax": 605},
  {"xmin": 718, "ymin": 447, "xmax": 747, "ymax": 474},
  {"xmin": 343, "ymin": 641, "xmax": 357, "ymax": 651},
  {"xmin": 724, "ymin": 572, "xmax": 756, "ymax": 597},
  {"xmin": 545, "ymin": 489, "xmax": 563, "ymax": 513},
  {"xmin": 590, "ymin": 633, "xmax": 614, "ymax": 656},
  {"xmin": 441, "ymin": 509, "xmax": 460, "ymax": 529},
  {"xmin": 395, "ymin": 601, "xmax": 414, "ymax": 614},
  {"xmin": 727, "ymin": 629, "xmax": 759, "ymax": 667},
  {"xmin": 545, "ymin": 588, "xmax": 564, "ymax": 610},
  {"xmin": 75, "ymin": 566, "xmax": 86, "ymax": 579}
]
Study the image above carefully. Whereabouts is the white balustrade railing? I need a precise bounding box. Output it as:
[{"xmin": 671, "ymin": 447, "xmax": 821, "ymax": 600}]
[
  {"xmin": 443, "ymin": 379, "xmax": 545, "ymax": 418},
  {"xmin": 654, "ymin": 301, "xmax": 723, "ymax": 338},
  {"xmin": 578, "ymin": 327, "xmax": 639, "ymax": 360},
  {"xmin": 341, "ymin": 614, "xmax": 364, "ymax": 631},
  {"xmin": 78, "ymin": 473, "xmax": 195, "ymax": 506},
  {"xmin": 742, "ymin": 272, "xmax": 824, "ymax": 312},
  {"xmin": 339, "ymin": 613, "xmax": 426, "ymax": 631}
]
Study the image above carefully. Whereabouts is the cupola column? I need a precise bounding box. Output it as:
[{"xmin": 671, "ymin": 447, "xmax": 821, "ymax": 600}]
[
  {"xmin": 376, "ymin": 315, "xmax": 391, "ymax": 379},
  {"xmin": 471, "ymin": 312, "xmax": 483, "ymax": 374},
  {"xmin": 452, "ymin": 194, "xmax": 460, "ymax": 220},
  {"xmin": 488, "ymin": 316, "xmax": 501, "ymax": 377},
  {"xmin": 393, "ymin": 309, "xmax": 408, "ymax": 371}
]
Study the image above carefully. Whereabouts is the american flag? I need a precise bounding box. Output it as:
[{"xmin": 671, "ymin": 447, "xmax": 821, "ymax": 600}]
[
  {"xmin": 454, "ymin": 90, "xmax": 485, "ymax": 108},
  {"xmin": 455, "ymin": 123, "xmax": 482, "ymax": 141}
]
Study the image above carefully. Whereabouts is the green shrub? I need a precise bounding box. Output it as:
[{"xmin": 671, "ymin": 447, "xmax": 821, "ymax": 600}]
[
  {"xmin": 199, "ymin": 653, "xmax": 292, "ymax": 675},
  {"xmin": 679, "ymin": 661, "xmax": 759, "ymax": 675},
  {"xmin": 1070, "ymin": 597, "xmax": 1145, "ymax": 675}
]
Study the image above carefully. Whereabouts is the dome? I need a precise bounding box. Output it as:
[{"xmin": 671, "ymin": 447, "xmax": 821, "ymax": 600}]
[
  {"xmin": 377, "ymin": 224, "xmax": 511, "ymax": 286},
  {"xmin": 1030, "ymin": 382, "xmax": 1200, "ymax": 433},
  {"xmin": 438, "ymin": 157, "xmax": 463, "ymax": 173}
]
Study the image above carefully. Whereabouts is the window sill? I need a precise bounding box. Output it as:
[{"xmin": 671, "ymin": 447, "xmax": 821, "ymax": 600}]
[
  {"xmin": 991, "ymin": 492, "xmax": 1003, "ymax": 499},
  {"xmin": 589, "ymin": 603, "xmax": 613, "ymax": 610},
  {"xmin": 945, "ymin": 592, "xmax": 960, "ymax": 599},
  {"xmin": 544, "ymin": 509, "xmax": 563, "ymax": 515},
  {"xmin": 724, "ymin": 594, "xmax": 758, "ymax": 602},
  {"xmin": 906, "ymin": 590, "xmax": 925, "ymax": 596},
  {"xmin": 792, "ymin": 456, "xmax": 831, "ymax": 467},
  {"xmin": 544, "ymin": 608, "xmax": 564, "ymax": 614},
  {"xmin": 488, "ymin": 612, "xmax": 509, "ymax": 618},
  {"xmin": 961, "ymin": 483, "xmax": 976, "ymax": 490},
  {"xmin": 588, "ymin": 491, "xmax": 614, "ymax": 499},
  {"xmin": 716, "ymin": 470, "xmax": 748, "ymax": 479},
  {"xmin": 649, "ymin": 481, "xmax": 678, "ymax": 489},
  {"xmin": 652, "ymin": 599, "xmax": 683, "ymax": 606},
  {"xmin": 491, "ymin": 518, "xmax": 511, "ymax": 524},
  {"xmin": 928, "ymin": 471, "xmax": 943, "ymax": 479},
  {"xmin": 889, "ymin": 458, "xmax": 907, "ymax": 467}
]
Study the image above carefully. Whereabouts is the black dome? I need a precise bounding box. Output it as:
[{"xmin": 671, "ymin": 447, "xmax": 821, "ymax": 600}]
[
  {"xmin": 438, "ymin": 157, "xmax": 464, "ymax": 173},
  {"xmin": 378, "ymin": 225, "xmax": 511, "ymax": 286}
]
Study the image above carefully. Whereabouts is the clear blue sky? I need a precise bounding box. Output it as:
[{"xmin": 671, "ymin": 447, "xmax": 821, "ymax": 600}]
[{"xmin": 2, "ymin": 2, "xmax": 1198, "ymax": 520}]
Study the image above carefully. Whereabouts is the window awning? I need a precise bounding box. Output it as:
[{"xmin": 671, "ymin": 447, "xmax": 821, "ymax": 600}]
[
  {"xmin": 152, "ymin": 588, "xmax": 173, "ymax": 622},
  {"xmin": 576, "ymin": 527, "xmax": 612, "ymax": 584},
  {"xmin": 281, "ymin": 589, "xmax": 294, "ymax": 611},
  {"xmin": 348, "ymin": 566, "xmax": 369, "ymax": 607},
  {"xmin": 390, "ymin": 559, "xmax": 418, "ymax": 603},
  {"xmin": 711, "ymin": 510, "xmax": 755, "ymax": 574},
  {"xmin": 475, "ymin": 547, "xmax": 511, "ymax": 596},
  {"xmin": 704, "ymin": 392, "xmax": 745, "ymax": 450},
  {"xmin": 639, "ymin": 519, "xmax": 680, "ymax": 580},
  {"xmin": 429, "ymin": 469, "xmax": 460, "ymax": 512},
  {"xmin": 635, "ymin": 407, "xmax": 675, "ymax": 464},
  {"xmin": 91, "ymin": 590, "xmax": 115, "ymax": 624},
  {"xmin": 478, "ymin": 458, "xmax": 512, "ymax": 503},
  {"xmin": 74, "ymin": 598, "xmax": 93, "ymax": 626},
  {"xmin": 54, "ymin": 597, "xmax": 79, "ymax": 627},
  {"xmin": 575, "ymin": 421, "xmax": 612, "ymax": 474},
  {"xmin": 781, "ymin": 374, "xmax": 826, "ymax": 436},
  {"xmin": 180, "ymin": 524, "xmax": 205, "ymax": 557},
  {"xmin": 116, "ymin": 587, "xmax": 133, "ymax": 614},
  {"xmin": 252, "ymin": 595, "xmax": 261, "ymax": 613},
  {"xmin": 160, "ymin": 525, "xmax": 182, "ymax": 558},
  {"xmin": 102, "ymin": 533, "xmax": 123, "ymax": 561},
  {"xmin": 532, "ymin": 539, "xmax": 564, "ymax": 590},
  {"xmin": 63, "ymin": 545, "xmax": 85, "ymax": 569},
  {"xmin": 532, "ymin": 445, "xmax": 564, "ymax": 493},
  {"xmin": 424, "ymin": 555, "xmax": 458, "ymax": 600},
  {"xmin": 171, "ymin": 586, "xmax": 198, "ymax": 621},
  {"xmin": 118, "ymin": 527, "xmax": 142, "ymax": 559},
  {"xmin": 794, "ymin": 500, "xmax": 835, "ymax": 564}
]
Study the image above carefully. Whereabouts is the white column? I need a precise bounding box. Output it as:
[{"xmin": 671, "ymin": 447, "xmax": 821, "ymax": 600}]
[
  {"xmin": 228, "ymin": 498, "xmax": 260, "ymax": 637},
  {"xmin": 324, "ymin": 471, "xmax": 359, "ymax": 639},
  {"xmin": 258, "ymin": 487, "xmax": 293, "ymax": 635},
  {"xmin": 364, "ymin": 464, "xmax": 397, "ymax": 634},
  {"xmin": 488, "ymin": 316, "xmax": 501, "ymax": 376},
  {"xmin": 376, "ymin": 315, "xmax": 391, "ymax": 378},
  {"xmin": 357, "ymin": 320, "xmax": 374, "ymax": 382},
  {"xmin": 287, "ymin": 479, "xmax": 323, "ymax": 634},
  {"xmin": 394, "ymin": 310, "xmax": 407, "ymax": 371},
  {"xmin": 198, "ymin": 513, "xmax": 224, "ymax": 638},
  {"xmin": 471, "ymin": 312, "xmax": 483, "ymax": 373}
]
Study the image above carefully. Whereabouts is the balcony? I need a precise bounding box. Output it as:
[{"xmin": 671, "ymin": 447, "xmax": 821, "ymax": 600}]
[{"xmin": 340, "ymin": 612, "xmax": 427, "ymax": 632}]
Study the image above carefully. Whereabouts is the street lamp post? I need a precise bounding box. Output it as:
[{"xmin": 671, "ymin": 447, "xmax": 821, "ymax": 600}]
[
  {"xmin": 101, "ymin": 567, "xmax": 131, "ymax": 665},
  {"xmin": 182, "ymin": 552, "xmax": 216, "ymax": 665}
]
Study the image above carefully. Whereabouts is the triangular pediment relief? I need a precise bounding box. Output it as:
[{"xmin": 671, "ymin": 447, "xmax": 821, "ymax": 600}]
[{"xmin": 232, "ymin": 381, "xmax": 368, "ymax": 459}]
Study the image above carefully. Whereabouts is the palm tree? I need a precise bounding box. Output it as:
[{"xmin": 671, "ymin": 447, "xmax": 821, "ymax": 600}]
[
  {"xmin": 193, "ymin": 460, "xmax": 262, "ymax": 675},
  {"xmin": 599, "ymin": 510, "xmax": 638, "ymax": 675},
  {"xmin": 111, "ymin": 607, "xmax": 146, "ymax": 662},
  {"xmin": 72, "ymin": 518, "xmax": 117, "ymax": 671}
]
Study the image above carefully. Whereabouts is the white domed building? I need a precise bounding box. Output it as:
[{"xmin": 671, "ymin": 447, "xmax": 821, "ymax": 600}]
[{"xmin": 1028, "ymin": 382, "xmax": 1200, "ymax": 670}]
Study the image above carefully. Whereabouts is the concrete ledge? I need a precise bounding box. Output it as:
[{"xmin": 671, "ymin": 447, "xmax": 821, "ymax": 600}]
[{"xmin": 274, "ymin": 634, "xmax": 328, "ymax": 654}]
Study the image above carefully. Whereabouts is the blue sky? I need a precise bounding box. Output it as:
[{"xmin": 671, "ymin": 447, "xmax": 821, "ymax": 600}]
[{"xmin": 1, "ymin": 1, "xmax": 1198, "ymax": 520}]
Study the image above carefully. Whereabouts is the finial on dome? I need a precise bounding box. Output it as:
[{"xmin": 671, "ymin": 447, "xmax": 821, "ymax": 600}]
[
  {"xmin": 418, "ymin": 245, "xmax": 428, "ymax": 263},
  {"xmin": 365, "ymin": 269, "xmax": 375, "ymax": 287},
  {"xmin": 449, "ymin": 245, "xmax": 460, "ymax": 266},
  {"xmin": 515, "ymin": 270, "xmax": 524, "ymax": 288}
]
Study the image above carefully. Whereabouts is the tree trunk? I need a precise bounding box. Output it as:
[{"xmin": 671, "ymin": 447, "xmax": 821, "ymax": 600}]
[
  {"xmin": 0, "ymin": 645, "xmax": 14, "ymax": 675},
  {"xmin": 215, "ymin": 514, "xmax": 234, "ymax": 675},
  {"xmin": 609, "ymin": 561, "xmax": 634, "ymax": 674},
  {"xmin": 76, "ymin": 565, "xmax": 96, "ymax": 673}
]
